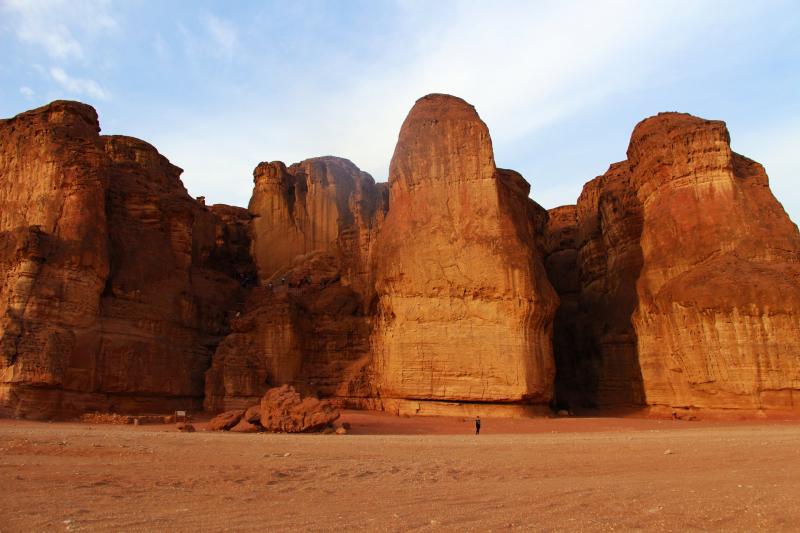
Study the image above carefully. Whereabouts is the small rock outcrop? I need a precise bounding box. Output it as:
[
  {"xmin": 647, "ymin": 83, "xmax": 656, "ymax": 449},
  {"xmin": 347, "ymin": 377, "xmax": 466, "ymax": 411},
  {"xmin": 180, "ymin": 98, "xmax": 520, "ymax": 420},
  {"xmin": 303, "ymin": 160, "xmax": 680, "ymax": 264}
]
[{"xmin": 259, "ymin": 384, "xmax": 340, "ymax": 432}]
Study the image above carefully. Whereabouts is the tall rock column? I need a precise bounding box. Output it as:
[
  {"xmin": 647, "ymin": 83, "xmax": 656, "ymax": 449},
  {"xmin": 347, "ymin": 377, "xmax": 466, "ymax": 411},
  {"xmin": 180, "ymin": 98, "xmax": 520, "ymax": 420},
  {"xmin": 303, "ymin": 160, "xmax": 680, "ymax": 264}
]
[
  {"xmin": 0, "ymin": 102, "xmax": 110, "ymax": 416},
  {"xmin": 371, "ymin": 94, "xmax": 558, "ymax": 412},
  {"xmin": 0, "ymin": 100, "xmax": 248, "ymax": 418},
  {"xmin": 628, "ymin": 113, "xmax": 800, "ymax": 410},
  {"xmin": 204, "ymin": 157, "xmax": 386, "ymax": 411}
]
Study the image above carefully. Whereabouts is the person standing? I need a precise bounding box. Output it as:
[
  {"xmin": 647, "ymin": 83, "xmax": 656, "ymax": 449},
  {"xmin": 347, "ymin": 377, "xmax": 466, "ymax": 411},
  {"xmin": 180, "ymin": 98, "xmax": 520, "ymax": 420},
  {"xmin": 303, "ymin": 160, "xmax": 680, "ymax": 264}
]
[{"xmin": 475, "ymin": 416, "xmax": 481, "ymax": 435}]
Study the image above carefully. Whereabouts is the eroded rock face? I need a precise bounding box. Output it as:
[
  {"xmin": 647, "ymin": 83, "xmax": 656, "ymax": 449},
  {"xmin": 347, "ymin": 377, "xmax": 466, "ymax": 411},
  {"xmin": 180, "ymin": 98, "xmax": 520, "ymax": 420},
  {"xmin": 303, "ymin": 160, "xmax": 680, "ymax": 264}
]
[
  {"xmin": 547, "ymin": 112, "xmax": 800, "ymax": 412},
  {"xmin": 259, "ymin": 384, "xmax": 340, "ymax": 432},
  {"xmin": 249, "ymin": 157, "xmax": 387, "ymax": 295},
  {"xmin": 545, "ymin": 164, "xmax": 646, "ymax": 408},
  {"xmin": 204, "ymin": 158, "xmax": 383, "ymax": 412},
  {"xmin": 628, "ymin": 113, "xmax": 800, "ymax": 410},
  {"xmin": 8, "ymin": 97, "xmax": 796, "ymax": 419},
  {"xmin": 0, "ymin": 101, "xmax": 247, "ymax": 418},
  {"xmin": 371, "ymin": 94, "xmax": 558, "ymax": 407}
]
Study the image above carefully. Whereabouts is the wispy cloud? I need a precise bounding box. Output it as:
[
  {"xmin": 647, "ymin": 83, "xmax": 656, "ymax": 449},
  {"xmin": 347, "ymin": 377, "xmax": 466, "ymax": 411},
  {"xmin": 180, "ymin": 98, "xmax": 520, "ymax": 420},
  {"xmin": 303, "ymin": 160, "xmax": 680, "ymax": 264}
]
[
  {"xmin": 49, "ymin": 67, "xmax": 108, "ymax": 100},
  {"xmin": 1, "ymin": 0, "xmax": 118, "ymax": 61},
  {"xmin": 200, "ymin": 13, "xmax": 238, "ymax": 58},
  {"xmin": 19, "ymin": 86, "xmax": 35, "ymax": 99},
  {"xmin": 149, "ymin": 1, "xmax": 785, "ymax": 212}
]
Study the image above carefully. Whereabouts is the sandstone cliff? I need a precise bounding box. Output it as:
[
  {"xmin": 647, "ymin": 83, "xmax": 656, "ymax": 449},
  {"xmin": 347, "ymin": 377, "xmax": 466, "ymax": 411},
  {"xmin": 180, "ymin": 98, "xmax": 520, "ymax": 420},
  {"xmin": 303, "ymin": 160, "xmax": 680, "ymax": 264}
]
[
  {"xmin": 204, "ymin": 157, "xmax": 384, "ymax": 411},
  {"xmin": 370, "ymin": 94, "xmax": 558, "ymax": 411},
  {"xmin": 0, "ymin": 101, "xmax": 247, "ymax": 418},
  {"xmin": 546, "ymin": 112, "xmax": 800, "ymax": 412},
  {"xmin": 628, "ymin": 113, "xmax": 800, "ymax": 411},
  {"xmin": 6, "ymin": 98, "xmax": 798, "ymax": 419},
  {"xmin": 249, "ymin": 156, "xmax": 387, "ymax": 297}
]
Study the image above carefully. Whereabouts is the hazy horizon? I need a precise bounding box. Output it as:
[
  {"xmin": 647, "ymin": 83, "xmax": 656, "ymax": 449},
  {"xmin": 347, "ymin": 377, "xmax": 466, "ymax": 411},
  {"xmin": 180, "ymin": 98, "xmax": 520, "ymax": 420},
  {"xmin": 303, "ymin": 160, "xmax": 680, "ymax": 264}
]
[{"xmin": 1, "ymin": 0, "xmax": 798, "ymax": 222}]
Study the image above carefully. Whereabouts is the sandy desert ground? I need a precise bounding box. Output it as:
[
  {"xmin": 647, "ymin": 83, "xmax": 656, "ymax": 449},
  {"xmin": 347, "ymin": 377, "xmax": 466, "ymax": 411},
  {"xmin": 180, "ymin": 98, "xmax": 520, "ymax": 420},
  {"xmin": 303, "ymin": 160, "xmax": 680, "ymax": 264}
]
[{"xmin": 1, "ymin": 411, "xmax": 799, "ymax": 532}]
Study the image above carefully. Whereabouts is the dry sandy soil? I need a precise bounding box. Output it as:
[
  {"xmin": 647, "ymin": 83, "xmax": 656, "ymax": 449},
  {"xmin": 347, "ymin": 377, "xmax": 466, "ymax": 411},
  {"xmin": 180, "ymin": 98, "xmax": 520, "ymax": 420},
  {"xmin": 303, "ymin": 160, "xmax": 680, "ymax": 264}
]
[{"xmin": 1, "ymin": 411, "xmax": 799, "ymax": 532}]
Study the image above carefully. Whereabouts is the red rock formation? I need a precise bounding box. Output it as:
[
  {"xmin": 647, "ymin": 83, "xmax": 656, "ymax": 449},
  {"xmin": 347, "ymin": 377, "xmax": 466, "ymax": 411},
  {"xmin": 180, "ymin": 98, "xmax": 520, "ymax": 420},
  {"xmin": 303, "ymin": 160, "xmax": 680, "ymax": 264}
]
[
  {"xmin": 204, "ymin": 158, "xmax": 384, "ymax": 412},
  {"xmin": 249, "ymin": 157, "xmax": 386, "ymax": 296},
  {"xmin": 207, "ymin": 409, "xmax": 244, "ymax": 431},
  {"xmin": 8, "ymin": 98, "xmax": 796, "ymax": 420},
  {"xmin": 259, "ymin": 384, "xmax": 339, "ymax": 433},
  {"xmin": 370, "ymin": 94, "xmax": 558, "ymax": 411},
  {"xmin": 545, "ymin": 163, "xmax": 646, "ymax": 408},
  {"xmin": 0, "ymin": 101, "xmax": 247, "ymax": 419},
  {"xmin": 628, "ymin": 113, "xmax": 800, "ymax": 411},
  {"xmin": 547, "ymin": 112, "xmax": 800, "ymax": 412}
]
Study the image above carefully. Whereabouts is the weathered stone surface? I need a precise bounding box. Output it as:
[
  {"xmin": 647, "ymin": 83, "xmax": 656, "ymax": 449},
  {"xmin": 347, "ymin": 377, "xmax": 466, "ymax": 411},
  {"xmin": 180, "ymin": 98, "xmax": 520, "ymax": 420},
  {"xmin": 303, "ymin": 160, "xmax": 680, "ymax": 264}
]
[
  {"xmin": 0, "ymin": 101, "xmax": 247, "ymax": 419},
  {"xmin": 547, "ymin": 112, "xmax": 800, "ymax": 412},
  {"xmin": 627, "ymin": 113, "xmax": 800, "ymax": 410},
  {"xmin": 370, "ymin": 94, "xmax": 558, "ymax": 406},
  {"xmin": 248, "ymin": 156, "xmax": 386, "ymax": 296},
  {"xmin": 207, "ymin": 409, "xmax": 244, "ymax": 431},
  {"xmin": 259, "ymin": 384, "xmax": 339, "ymax": 432},
  {"xmin": 204, "ymin": 157, "xmax": 382, "ymax": 412}
]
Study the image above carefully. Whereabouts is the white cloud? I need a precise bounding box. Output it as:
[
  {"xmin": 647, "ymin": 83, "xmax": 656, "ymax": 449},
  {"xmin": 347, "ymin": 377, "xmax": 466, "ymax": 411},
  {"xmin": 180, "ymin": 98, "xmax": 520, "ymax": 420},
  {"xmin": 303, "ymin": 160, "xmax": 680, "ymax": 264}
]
[
  {"xmin": 49, "ymin": 67, "xmax": 108, "ymax": 100},
  {"xmin": 19, "ymin": 86, "xmax": 35, "ymax": 99},
  {"xmin": 119, "ymin": 1, "xmax": 790, "ymax": 214},
  {"xmin": 190, "ymin": 0, "xmax": 718, "ymax": 187},
  {"xmin": 200, "ymin": 13, "xmax": 238, "ymax": 58},
  {"xmin": 2, "ymin": 0, "xmax": 118, "ymax": 60}
]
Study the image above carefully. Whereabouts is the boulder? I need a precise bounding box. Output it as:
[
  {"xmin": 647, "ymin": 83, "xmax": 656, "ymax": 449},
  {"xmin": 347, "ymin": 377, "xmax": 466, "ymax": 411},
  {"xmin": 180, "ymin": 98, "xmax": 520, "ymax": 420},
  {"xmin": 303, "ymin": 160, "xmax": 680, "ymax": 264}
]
[
  {"xmin": 259, "ymin": 385, "xmax": 339, "ymax": 432},
  {"xmin": 207, "ymin": 409, "xmax": 244, "ymax": 431},
  {"xmin": 243, "ymin": 403, "xmax": 261, "ymax": 424}
]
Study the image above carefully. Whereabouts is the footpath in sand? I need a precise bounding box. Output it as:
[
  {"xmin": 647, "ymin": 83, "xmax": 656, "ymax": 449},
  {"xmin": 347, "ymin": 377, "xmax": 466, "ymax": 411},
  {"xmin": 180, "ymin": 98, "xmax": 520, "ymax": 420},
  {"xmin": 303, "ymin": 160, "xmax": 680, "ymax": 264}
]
[{"xmin": 1, "ymin": 411, "xmax": 799, "ymax": 532}]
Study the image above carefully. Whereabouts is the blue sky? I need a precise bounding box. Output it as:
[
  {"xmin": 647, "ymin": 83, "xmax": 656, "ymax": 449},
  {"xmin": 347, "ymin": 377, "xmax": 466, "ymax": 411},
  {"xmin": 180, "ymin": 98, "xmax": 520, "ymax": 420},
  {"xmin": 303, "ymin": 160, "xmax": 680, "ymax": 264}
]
[{"xmin": 1, "ymin": 0, "xmax": 799, "ymax": 222}]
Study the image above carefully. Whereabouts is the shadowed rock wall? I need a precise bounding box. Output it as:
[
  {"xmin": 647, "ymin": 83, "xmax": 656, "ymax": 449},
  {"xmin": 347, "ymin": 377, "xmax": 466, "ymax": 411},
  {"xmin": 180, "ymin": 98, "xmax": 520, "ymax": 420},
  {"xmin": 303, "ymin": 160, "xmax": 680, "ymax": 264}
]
[
  {"xmin": 545, "ymin": 112, "xmax": 800, "ymax": 412},
  {"xmin": 0, "ymin": 101, "xmax": 247, "ymax": 418}
]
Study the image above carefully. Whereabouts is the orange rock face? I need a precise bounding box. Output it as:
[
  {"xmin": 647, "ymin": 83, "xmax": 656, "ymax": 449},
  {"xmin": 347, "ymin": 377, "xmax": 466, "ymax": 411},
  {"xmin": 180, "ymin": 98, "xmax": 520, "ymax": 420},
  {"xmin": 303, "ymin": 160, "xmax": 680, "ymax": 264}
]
[
  {"xmin": 628, "ymin": 113, "xmax": 800, "ymax": 410},
  {"xmin": 5, "ymin": 97, "xmax": 798, "ymax": 419},
  {"xmin": 248, "ymin": 157, "xmax": 386, "ymax": 294},
  {"xmin": 0, "ymin": 101, "xmax": 247, "ymax": 418},
  {"xmin": 370, "ymin": 94, "xmax": 558, "ymax": 408},
  {"xmin": 545, "ymin": 163, "xmax": 646, "ymax": 408},
  {"xmin": 547, "ymin": 112, "xmax": 800, "ymax": 412},
  {"xmin": 204, "ymin": 157, "xmax": 384, "ymax": 412}
]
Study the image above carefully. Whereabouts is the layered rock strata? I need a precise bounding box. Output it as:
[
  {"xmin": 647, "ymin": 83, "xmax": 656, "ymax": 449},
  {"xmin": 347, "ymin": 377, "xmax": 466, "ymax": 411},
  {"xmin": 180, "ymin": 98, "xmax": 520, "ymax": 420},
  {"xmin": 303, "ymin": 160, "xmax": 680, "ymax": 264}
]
[
  {"xmin": 628, "ymin": 113, "xmax": 800, "ymax": 410},
  {"xmin": 204, "ymin": 158, "xmax": 384, "ymax": 411},
  {"xmin": 546, "ymin": 112, "xmax": 800, "ymax": 412},
  {"xmin": 0, "ymin": 101, "xmax": 247, "ymax": 418},
  {"xmin": 370, "ymin": 94, "xmax": 559, "ymax": 409},
  {"xmin": 544, "ymin": 164, "xmax": 646, "ymax": 408}
]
